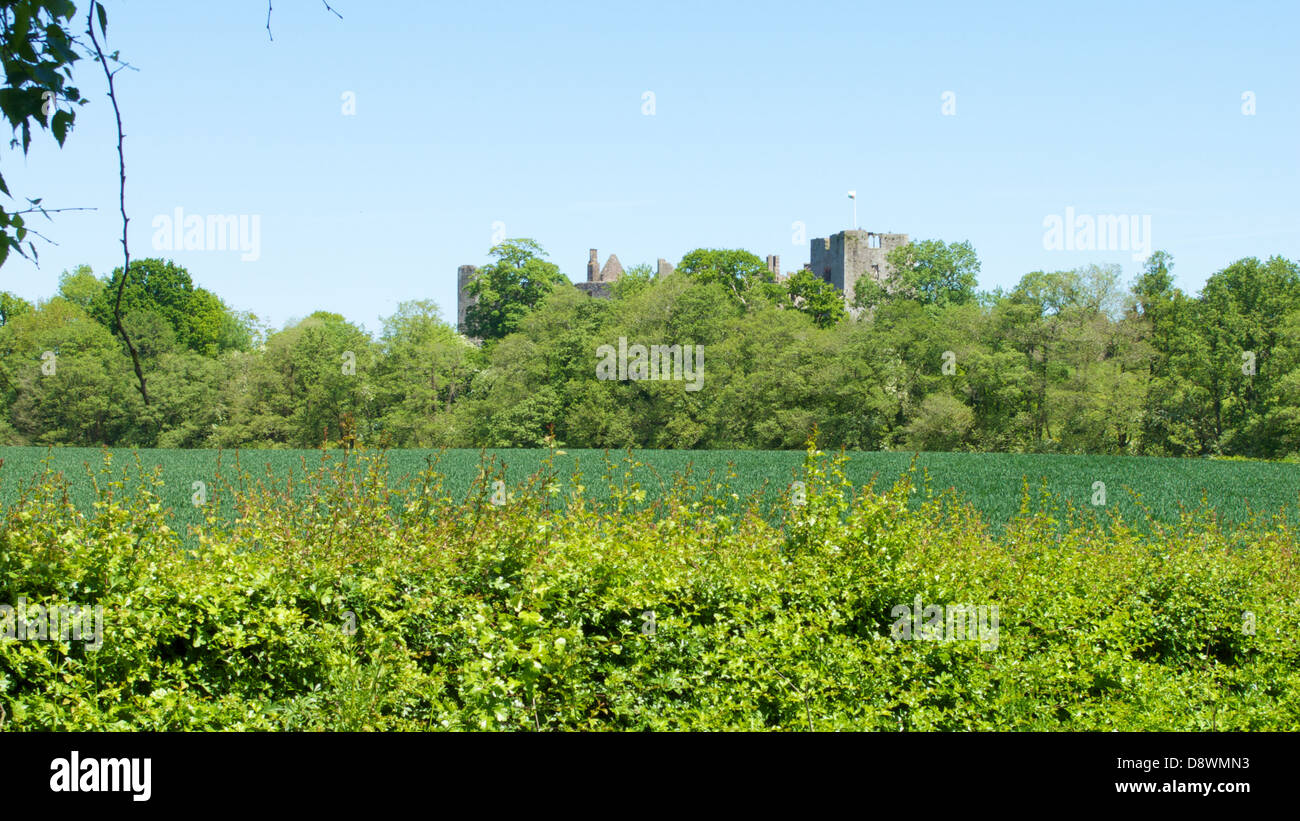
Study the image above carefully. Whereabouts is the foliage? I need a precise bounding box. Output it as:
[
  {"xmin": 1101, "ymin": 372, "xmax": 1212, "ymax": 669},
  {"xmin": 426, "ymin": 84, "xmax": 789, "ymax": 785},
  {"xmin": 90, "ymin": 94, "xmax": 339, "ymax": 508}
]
[
  {"xmin": 677, "ymin": 248, "xmax": 781, "ymax": 307},
  {"xmin": 89, "ymin": 258, "xmax": 254, "ymax": 357},
  {"xmin": 56, "ymin": 264, "xmax": 101, "ymax": 308},
  {"xmin": 373, "ymin": 300, "xmax": 473, "ymax": 448},
  {"xmin": 0, "ymin": 295, "xmax": 142, "ymax": 444},
  {"xmin": 0, "ymin": 0, "xmax": 85, "ymax": 266},
  {"xmin": 0, "ymin": 441, "xmax": 1295, "ymax": 730},
  {"xmin": 863, "ymin": 239, "xmax": 980, "ymax": 310},
  {"xmin": 4, "ymin": 242, "xmax": 1300, "ymax": 457},
  {"xmin": 783, "ymin": 269, "xmax": 846, "ymax": 328},
  {"xmin": 0, "ymin": 290, "xmax": 32, "ymax": 325},
  {"xmin": 463, "ymin": 239, "xmax": 568, "ymax": 342},
  {"xmin": 610, "ymin": 263, "xmax": 654, "ymax": 300}
]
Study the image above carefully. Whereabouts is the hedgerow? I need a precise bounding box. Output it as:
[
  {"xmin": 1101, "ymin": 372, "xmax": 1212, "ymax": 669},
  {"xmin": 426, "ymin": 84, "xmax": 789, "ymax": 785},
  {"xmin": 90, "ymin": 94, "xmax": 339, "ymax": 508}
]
[{"xmin": 0, "ymin": 442, "xmax": 1296, "ymax": 731}]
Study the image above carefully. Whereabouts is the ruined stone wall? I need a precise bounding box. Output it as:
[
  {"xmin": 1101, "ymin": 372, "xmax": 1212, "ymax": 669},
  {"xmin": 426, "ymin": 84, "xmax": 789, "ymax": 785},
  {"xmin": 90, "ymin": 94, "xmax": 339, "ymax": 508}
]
[
  {"xmin": 808, "ymin": 230, "xmax": 909, "ymax": 303},
  {"xmin": 810, "ymin": 237, "xmax": 834, "ymax": 284},
  {"xmin": 574, "ymin": 281, "xmax": 613, "ymax": 298},
  {"xmin": 840, "ymin": 230, "xmax": 882, "ymax": 302},
  {"xmin": 598, "ymin": 254, "xmax": 624, "ymax": 282}
]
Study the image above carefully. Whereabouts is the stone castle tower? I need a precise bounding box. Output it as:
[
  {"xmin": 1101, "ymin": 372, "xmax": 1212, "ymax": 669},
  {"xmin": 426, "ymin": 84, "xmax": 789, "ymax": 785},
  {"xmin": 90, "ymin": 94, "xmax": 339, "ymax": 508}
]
[{"xmin": 808, "ymin": 229, "xmax": 909, "ymax": 304}]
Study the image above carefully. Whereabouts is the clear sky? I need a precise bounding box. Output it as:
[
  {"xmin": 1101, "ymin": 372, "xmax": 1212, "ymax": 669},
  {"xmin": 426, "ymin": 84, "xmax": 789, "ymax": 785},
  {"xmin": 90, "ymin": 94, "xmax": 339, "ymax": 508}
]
[{"xmin": 3, "ymin": 0, "xmax": 1298, "ymax": 334}]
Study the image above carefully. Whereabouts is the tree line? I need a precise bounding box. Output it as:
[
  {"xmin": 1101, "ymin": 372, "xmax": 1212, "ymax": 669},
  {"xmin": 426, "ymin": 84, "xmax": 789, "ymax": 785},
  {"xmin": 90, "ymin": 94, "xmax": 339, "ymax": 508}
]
[{"xmin": 3, "ymin": 239, "xmax": 1299, "ymax": 457}]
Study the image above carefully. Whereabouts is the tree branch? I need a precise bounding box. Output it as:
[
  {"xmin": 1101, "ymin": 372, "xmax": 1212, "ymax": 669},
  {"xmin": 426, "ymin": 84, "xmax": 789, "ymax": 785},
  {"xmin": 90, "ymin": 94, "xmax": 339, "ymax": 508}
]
[
  {"xmin": 267, "ymin": 1, "xmax": 344, "ymax": 40},
  {"xmin": 7, "ymin": 206, "xmax": 96, "ymax": 216},
  {"xmin": 86, "ymin": 3, "xmax": 148, "ymax": 406}
]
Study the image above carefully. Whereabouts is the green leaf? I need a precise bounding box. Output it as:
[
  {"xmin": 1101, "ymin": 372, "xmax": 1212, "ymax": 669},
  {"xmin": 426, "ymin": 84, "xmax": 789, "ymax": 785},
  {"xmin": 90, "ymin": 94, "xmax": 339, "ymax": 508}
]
[
  {"xmin": 52, "ymin": 110, "xmax": 72, "ymax": 146},
  {"xmin": 96, "ymin": 3, "xmax": 108, "ymax": 37}
]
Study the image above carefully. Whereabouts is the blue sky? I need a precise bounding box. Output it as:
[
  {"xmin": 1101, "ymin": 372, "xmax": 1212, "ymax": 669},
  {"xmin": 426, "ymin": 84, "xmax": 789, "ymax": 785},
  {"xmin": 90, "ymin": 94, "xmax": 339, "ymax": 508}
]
[{"xmin": 3, "ymin": 0, "xmax": 1298, "ymax": 334}]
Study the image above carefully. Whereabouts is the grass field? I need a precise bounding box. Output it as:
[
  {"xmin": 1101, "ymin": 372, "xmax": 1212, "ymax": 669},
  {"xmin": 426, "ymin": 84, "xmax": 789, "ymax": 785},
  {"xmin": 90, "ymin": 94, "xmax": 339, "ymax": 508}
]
[{"xmin": 3, "ymin": 446, "xmax": 1298, "ymax": 538}]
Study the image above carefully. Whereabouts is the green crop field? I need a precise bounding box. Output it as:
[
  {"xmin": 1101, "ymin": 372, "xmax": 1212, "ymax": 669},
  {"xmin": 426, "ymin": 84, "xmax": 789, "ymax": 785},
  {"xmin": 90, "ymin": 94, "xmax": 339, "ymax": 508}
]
[
  {"xmin": 4, "ymin": 442, "xmax": 1298, "ymax": 731},
  {"xmin": 3, "ymin": 446, "xmax": 1298, "ymax": 537}
]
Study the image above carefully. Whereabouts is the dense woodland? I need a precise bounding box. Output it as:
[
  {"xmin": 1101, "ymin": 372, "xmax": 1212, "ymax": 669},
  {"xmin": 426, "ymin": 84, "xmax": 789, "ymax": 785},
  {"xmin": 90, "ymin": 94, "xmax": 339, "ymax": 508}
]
[{"xmin": 2, "ymin": 239, "xmax": 1299, "ymax": 457}]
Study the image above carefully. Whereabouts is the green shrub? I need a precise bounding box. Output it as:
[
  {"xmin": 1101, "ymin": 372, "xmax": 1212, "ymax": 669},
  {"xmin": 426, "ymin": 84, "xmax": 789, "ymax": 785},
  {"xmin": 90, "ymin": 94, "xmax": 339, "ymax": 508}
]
[{"xmin": 0, "ymin": 440, "xmax": 1296, "ymax": 730}]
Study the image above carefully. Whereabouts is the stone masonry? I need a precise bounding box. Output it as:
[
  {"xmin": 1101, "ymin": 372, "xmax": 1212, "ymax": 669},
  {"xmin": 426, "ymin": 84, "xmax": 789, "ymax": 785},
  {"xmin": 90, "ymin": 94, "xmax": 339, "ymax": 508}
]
[
  {"xmin": 808, "ymin": 229, "xmax": 909, "ymax": 304},
  {"xmin": 575, "ymin": 248, "xmax": 624, "ymax": 299},
  {"xmin": 765, "ymin": 255, "xmax": 781, "ymax": 281}
]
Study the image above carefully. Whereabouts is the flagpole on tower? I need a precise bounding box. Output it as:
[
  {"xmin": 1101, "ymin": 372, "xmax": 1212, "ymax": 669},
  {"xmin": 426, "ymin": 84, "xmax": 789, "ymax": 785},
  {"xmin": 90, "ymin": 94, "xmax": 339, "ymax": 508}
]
[{"xmin": 848, "ymin": 190, "xmax": 857, "ymax": 230}]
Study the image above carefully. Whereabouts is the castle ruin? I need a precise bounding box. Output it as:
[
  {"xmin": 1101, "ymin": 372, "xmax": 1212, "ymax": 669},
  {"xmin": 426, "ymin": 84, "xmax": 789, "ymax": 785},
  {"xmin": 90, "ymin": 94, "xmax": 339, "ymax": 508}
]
[
  {"xmin": 574, "ymin": 249, "xmax": 638, "ymax": 299},
  {"xmin": 807, "ymin": 229, "xmax": 909, "ymax": 304},
  {"xmin": 456, "ymin": 230, "xmax": 908, "ymax": 336}
]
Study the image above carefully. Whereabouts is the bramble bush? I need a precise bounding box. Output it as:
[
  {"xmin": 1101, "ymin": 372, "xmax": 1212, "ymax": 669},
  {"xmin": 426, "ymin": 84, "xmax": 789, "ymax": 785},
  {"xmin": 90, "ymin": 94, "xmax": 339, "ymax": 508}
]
[{"xmin": 0, "ymin": 440, "xmax": 1296, "ymax": 730}]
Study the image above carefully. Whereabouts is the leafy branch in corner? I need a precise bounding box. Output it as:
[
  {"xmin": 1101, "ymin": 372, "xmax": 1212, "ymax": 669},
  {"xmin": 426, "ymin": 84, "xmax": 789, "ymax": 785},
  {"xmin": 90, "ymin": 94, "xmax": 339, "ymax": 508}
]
[{"xmin": 0, "ymin": 0, "xmax": 93, "ymax": 266}]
